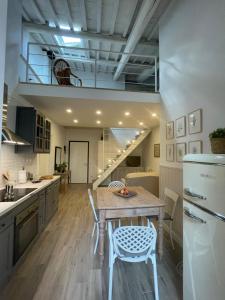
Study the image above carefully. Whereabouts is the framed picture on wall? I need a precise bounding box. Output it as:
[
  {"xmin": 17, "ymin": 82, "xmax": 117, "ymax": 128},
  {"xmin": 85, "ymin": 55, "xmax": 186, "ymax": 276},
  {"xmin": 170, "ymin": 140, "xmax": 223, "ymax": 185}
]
[
  {"xmin": 188, "ymin": 140, "xmax": 202, "ymax": 154},
  {"xmin": 166, "ymin": 144, "xmax": 174, "ymax": 162},
  {"xmin": 154, "ymin": 144, "xmax": 160, "ymax": 157},
  {"xmin": 175, "ymin": 116, "xmax": 186, "ymax": 138},
  {"xmin": 176, "ymin": 143, "xmax": 186, "ymax": 162},
  {"xmin": 166, "ymin": 121, "xmax": 174, "ymax": 140},
  {"xmin": 188, "ymin": 109, "xmax": 202, "ymax": 134}
]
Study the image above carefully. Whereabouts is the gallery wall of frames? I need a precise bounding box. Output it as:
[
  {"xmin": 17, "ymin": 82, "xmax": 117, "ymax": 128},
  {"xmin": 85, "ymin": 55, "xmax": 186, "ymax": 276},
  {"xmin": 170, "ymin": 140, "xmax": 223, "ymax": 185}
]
[{"xmin": 166, "ymin": 109, "xmax": 202, "ymax": 162}]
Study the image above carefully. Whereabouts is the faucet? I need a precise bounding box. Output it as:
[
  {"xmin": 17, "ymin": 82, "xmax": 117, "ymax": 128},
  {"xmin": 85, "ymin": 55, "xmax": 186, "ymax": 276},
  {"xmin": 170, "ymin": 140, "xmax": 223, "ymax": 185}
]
[{"xmin": 4, "ymin": 184, "xmax": 14, "ymax": 200}]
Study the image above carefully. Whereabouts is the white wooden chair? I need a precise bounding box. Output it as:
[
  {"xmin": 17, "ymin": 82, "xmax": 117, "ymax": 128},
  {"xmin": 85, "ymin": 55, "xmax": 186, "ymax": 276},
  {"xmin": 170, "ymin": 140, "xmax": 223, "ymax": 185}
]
[
  {"xmin": 108, "ymin": 180, "xmax": 125, "ymax": 189},
  {"xmin": 147, "ymin": 187, "xmax": 179, "ymax": 249},
  {"xmin": 88, "ymin": 189, "xmax": 99, "ymax": 255},
  {"xmin": 108, "ymin": 221, "xmax": 159, "ymax": 300},
  {"xmin": 163, "ymin": 188, "xmax": 179, "ymax": 249}
]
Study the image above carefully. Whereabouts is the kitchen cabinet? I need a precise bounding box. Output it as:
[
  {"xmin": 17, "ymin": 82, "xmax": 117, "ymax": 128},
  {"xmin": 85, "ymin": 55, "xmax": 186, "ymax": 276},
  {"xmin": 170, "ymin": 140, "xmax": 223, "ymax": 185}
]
[
  {"xmin": 45, "ymin": 181, "xmax": 59, "ymax": 223},
  {"xmin": 0, "ymin": 179, "xmax": 60, "ymax": 288},
  {"xmin": 15, "ymin": 107, "xmax": 51, "ymax": 153},
  {"xmin": 38, "ymin": 191, "xmax": 46, "ymax": 232},
  {"xmin": 0, "ymin": 216, "xmax": 14, "ymax": 287},
  {"xmin": 45, "ymin": 185, "xmax": 54, "ymax": 223},
  {"xmin": 52, "ymin": 180, "xmax": 60, "ymax": 213},
  {"xmin": 44, "ymin": 120, "xmax": 51, "ymax": 153}
]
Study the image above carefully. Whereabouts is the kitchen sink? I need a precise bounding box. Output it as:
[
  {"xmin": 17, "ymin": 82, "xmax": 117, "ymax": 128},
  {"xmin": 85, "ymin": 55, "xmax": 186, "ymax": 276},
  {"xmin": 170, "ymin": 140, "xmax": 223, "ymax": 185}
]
[{"xmin": 0, "ymin": 188, "xmax": 37, "ymax": 202}]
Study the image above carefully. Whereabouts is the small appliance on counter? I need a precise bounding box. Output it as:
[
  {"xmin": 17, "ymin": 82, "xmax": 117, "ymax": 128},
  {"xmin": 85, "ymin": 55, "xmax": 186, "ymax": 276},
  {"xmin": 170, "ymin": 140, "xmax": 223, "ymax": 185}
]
[{"xmin": 18, "ymin": 168, "xmax": 27, "ymax": 184}]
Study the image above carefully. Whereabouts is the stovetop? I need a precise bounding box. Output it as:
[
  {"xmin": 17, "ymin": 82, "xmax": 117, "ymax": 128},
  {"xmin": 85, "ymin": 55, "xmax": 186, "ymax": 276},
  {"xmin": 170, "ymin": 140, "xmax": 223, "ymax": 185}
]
[{"xmin": 0, "ymin": 188, "xmax": 37, "ymax": 202}]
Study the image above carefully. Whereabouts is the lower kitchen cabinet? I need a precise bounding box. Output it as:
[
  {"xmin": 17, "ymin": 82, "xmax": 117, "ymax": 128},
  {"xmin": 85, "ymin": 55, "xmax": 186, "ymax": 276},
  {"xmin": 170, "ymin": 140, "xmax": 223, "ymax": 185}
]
[
  {"xmin": 53, "ymin": 181, "xmax": 60, "ymax": 213},
  {"xmin": 38, "ymin": 191, "xmax": 46, "ymax": 232},
  {"xmin": 0, "ymin": 217, "xmax": 14, "ymax": 287},
  {"xmin": 45, "ymin": 185, "xmax": 54, "ymax": 223},
  {"xmin": 45, "ymin": 180, "xmax": 60, "ymax": 223},
  {"xmin": 0, "ymin": 179, "xmax": 60, "ymax": 288}
]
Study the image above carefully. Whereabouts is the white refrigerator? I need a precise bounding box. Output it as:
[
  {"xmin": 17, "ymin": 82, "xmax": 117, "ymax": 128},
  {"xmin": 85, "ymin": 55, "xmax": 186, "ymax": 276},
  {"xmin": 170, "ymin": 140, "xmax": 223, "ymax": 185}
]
[{"xmin": 183, "ymin": 154, "xmax": 225, "ymax": 300}]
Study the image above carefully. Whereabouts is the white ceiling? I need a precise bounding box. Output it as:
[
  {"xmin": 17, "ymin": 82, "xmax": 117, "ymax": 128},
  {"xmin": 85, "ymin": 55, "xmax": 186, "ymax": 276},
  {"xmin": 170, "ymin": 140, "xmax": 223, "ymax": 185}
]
[
  {"xmin": 22, "ymin": 0, "xmax": 171, "ymax": 76},
  {"xmin": 24, "ymin": 96, "xmax": 160, "ymax": 128}
]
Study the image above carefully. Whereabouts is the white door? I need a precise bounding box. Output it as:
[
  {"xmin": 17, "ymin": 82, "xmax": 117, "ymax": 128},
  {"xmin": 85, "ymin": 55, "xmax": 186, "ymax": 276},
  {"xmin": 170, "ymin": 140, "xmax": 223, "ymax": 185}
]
[{"xmin": 69, "ymin": 142, "xmax": 88, "ymax": 183}]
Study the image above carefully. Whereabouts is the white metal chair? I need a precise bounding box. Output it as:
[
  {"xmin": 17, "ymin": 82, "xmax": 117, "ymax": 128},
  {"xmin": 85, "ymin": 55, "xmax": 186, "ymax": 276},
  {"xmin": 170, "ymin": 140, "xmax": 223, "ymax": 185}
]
[
  {"xmin": 108, "ymin": 180, "xmax": 125, "ymax": 189},
  {"xmin": 147, "ymin": 187, "xmax": 179, "ymax": 249},
  {"xmin": 108, "ymin": 222, "xmax": 159, "ymax": 300},
  {"xmin": 88, "ymin": 188, "xmax": 100, "ymax": 255},
  {"xmin": 108, "ymin": 181, "xmax": 125, "ymax": 226}
]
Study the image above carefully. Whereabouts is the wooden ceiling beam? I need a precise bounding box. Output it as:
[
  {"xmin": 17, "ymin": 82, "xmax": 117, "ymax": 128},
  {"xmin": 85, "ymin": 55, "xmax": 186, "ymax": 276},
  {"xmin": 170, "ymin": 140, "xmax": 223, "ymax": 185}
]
[
  {"xmin": 64, "ymin": 0, "xmax": 74, "ymax": 30},
  {"xmin": 23, "ymin": 22, "xmax": 158, "ymax": 48},
  {"xmin": 30, "ymin": 0, "xmax": 46, "ymax": 23},
  {"xmin": 109, "ymin": 0, "xmax": 120, "ymax": 35},
  {"xmin": 96, "ymin": 0, "xmax": 102, "ymax": 33},
  {"xmin": 79, "ymin": 0, "xmax": 87, "ymax": 31}
]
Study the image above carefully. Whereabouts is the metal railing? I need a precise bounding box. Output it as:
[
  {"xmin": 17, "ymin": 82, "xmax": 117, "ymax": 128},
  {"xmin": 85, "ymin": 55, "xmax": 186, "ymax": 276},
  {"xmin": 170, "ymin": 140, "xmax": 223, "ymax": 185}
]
[{"xmin": 21, "ymin": 42, "xmax": 159, "ymax": 92}]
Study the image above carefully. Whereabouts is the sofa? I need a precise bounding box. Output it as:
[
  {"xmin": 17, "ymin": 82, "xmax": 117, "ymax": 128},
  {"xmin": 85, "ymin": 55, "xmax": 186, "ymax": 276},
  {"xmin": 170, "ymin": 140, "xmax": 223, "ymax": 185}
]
[{"xmin": 124, "ymin": 171, "xmax": 159, "ymax": 197}]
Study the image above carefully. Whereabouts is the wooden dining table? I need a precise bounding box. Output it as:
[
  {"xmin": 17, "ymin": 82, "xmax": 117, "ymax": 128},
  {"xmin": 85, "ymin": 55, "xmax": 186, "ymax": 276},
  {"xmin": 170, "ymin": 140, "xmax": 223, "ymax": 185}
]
[{"xmin": 96, "ymin": 186, "xmax": 165, "ymax": 259}]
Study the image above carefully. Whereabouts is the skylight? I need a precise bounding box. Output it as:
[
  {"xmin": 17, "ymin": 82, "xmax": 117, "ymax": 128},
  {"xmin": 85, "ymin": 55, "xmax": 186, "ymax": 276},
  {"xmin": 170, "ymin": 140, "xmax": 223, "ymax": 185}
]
[{"xmin": 62, "ymin": 36, "xmax": 81, "ymax": 44}]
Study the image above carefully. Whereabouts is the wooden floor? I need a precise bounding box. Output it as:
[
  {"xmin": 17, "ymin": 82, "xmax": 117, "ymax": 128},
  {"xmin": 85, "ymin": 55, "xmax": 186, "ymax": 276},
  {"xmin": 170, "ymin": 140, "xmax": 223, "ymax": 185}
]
[{"xmin": 0, "ymin": 184, "xmax": 182, "ymax": 300}]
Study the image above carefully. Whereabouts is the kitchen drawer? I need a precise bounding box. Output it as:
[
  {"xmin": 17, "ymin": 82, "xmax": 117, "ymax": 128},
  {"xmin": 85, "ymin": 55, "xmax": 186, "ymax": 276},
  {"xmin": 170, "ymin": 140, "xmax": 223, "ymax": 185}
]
[{"xmin": 0, "ymin": 215, "xmax": 13, "ymax": 234}]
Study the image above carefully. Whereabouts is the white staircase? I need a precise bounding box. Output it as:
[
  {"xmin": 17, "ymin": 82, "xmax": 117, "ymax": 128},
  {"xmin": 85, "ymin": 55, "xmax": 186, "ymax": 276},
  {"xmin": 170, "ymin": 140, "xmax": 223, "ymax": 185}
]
[{"xmin": 93, "ymin": 129, "xmax": 151, "ymax": 190}]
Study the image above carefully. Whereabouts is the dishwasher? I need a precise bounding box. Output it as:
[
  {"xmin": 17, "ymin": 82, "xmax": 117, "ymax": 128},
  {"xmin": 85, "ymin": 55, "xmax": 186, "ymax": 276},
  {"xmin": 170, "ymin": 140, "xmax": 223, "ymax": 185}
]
[{"xmin": 14, "ymin": 201, "xmax": 39, "ymax": 264}]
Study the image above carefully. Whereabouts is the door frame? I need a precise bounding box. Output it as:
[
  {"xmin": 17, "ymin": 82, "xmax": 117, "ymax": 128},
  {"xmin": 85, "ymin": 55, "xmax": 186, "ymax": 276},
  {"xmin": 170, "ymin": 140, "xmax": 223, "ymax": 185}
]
[{"xmin": 68, "ymin": 141, "xmax": 89, "ymax": 183}]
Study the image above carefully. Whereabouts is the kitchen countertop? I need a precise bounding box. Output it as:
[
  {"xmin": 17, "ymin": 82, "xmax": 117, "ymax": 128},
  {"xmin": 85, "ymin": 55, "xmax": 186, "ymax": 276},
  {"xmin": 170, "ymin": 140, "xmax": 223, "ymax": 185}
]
[{"xmin": 0, "ymin": 176, "xmax": 60, "ymax": 218}]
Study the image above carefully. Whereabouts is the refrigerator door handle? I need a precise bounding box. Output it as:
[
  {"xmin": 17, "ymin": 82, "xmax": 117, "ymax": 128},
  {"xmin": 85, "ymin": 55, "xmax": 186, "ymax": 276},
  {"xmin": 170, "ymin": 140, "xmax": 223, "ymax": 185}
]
[
  {"xmin": 184, "ymin": 188, "xmax": 207, "ymax": 200},
  {"xmin": 184, "ymin": 207, "xmax": 207, "ymax": 223}
]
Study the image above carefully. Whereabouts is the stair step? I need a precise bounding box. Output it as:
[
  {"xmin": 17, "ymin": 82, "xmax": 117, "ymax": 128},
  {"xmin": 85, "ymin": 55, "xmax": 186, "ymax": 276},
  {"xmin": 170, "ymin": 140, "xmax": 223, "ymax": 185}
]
[{"xmin": 93, "ymin": 129, "xmax": 151, "ymax": 190}]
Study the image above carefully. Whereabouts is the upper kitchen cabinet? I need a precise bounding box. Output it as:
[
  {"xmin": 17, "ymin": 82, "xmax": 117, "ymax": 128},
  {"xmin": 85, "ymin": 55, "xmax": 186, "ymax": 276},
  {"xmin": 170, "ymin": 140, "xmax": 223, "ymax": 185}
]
[{"xmin": 15, "ymin": 107, "xmax": 51, "ymax": 153}]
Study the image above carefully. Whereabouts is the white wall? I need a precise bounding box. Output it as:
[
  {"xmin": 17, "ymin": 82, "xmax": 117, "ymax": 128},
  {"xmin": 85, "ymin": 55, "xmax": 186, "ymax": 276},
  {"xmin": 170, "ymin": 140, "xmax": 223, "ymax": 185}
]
[
  {"xmin": 142, "ymin": 126, "xmax": 160, "ymax": 173},
  {"xmin": 65, "ymin": 127, "xmax": 102, "ymax": 183},
  {"xmin": 160, "ymin": 0, "xmax": 225, "ymax": 167},
  {"xmin": 159, "ymin": 0, "xmax": 225, "ymax": 243},
  {"xmin": 4, "ymin": 0, "xmax": 22, "ymax": 96},
  {"xmin": 0, "ymin": 0, "xmax": 8, "ymax": 138}
]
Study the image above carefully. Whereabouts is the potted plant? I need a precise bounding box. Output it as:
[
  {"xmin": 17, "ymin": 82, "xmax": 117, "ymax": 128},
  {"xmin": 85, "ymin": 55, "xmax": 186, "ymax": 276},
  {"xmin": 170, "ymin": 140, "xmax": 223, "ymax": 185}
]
[
  {"xmin": 56, "ymin": 162, "xmax": 68, "ymax": 173},
  {"xmin": 209, "ymin": 128, "xmax": 225, "ymax": 154}
]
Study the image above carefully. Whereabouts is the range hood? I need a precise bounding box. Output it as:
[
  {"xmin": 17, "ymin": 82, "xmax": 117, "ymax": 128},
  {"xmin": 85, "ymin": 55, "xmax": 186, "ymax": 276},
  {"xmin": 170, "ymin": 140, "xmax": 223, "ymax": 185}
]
[
  {"xmin": 1, "ymin": 84, "xmax": 31, "ymax": 146},
  {"xmin": 2, "ymin": 127, "xmax": 31, "ymax": 145}
]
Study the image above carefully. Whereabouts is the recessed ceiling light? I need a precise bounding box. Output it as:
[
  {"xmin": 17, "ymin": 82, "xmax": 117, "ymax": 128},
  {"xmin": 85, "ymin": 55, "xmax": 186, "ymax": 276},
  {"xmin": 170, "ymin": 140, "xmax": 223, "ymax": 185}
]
[
  {"xmin": 139, "ymin": 122, "xmax": 144, "ymax": 126},
  {"xmin": 125, "ymin": 112, "xmax": 130, "ymax": 116},
  {"xmin": 118, "ymin": 121, "xmax": 123, "ymax": 125},
  {"xmin": 66, "ymin": 108, "xmax": 72, "ymax": 113},
  {"xmin": 96, "ymin": 120, "xmax": 101, "ymax": 124},
  {"xmin": 152, "ymin": 113, "xmax": 157, "ymax": 117},
  {"xmin": 96, "ymin": 110, "xmax": 102, "ymax": 115},
  {"xmin": 73, "ymin": 119, "xmax": 78, "ymax": 123}
]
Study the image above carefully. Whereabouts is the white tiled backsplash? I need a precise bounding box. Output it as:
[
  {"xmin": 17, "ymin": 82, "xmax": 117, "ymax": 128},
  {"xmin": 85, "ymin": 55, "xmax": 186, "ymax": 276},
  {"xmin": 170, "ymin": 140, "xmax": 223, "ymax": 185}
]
[{"xmin": 0, "ymin": 144, "xmax": 37, "ymax": 187}]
